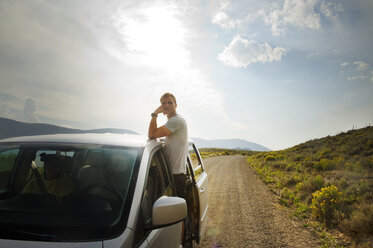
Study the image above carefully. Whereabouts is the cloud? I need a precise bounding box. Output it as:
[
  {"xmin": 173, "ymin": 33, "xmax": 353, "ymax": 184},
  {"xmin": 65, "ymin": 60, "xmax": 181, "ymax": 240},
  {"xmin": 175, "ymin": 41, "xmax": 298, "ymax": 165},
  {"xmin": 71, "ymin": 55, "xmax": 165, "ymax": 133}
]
[
  {"xmin": 347, "ymin": 75, "xmax": 367, "ymax": 81},
  {"xmin": 341, "ymin": 61, "xmax": 370, "ymax": 82},
  {"xmin": 282, "ymin": 0, "xmax": 321, "ymax": 28},
  {"xmin": 261, "ymin": 0, "xmax": 321, "ymax": 36},
  {"xmin": 212, "ymin": 11, "xmax": 241, "ymax": 29},
  {"xmin": 306, "ymin": 52, "xmax": 320, "ymax": 58},
  {"xmin": 320, "ymin": 1, "xmax": 343, "ymax": 22},
  {"xmin": 353, "ymin": 61, "xmax": 369, "ymax": 71},
  {"xmin": 211, "ymin": 0, "xmax": 343, "ymax": 37},
  {"xmin": 217, "ymin": 35, "xmax": 287, "ymax": 67},
  {"xmin": 23, "ymin": 98, "xmax": 39, "ymax": 123},
  {"xmin": 0, "ymin": 104, "xmax": 20, "ymax": 121}
]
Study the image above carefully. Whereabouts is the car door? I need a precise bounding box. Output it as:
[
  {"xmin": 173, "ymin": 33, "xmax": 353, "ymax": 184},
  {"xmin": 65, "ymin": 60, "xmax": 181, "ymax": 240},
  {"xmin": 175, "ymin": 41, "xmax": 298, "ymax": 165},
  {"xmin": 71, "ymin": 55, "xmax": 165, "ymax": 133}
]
[
  {"xmin": 187, "ymin": 142, "xmax": 209, "ymax": 242},
  {"xmin": 133, "ymin": 148, "xmax": 182, "ymax": 248}
]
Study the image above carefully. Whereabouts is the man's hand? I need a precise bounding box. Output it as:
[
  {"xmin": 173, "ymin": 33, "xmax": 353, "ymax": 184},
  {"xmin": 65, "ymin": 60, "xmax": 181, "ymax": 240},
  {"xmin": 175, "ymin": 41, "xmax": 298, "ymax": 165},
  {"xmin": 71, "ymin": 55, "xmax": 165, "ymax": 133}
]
[
  {"xmin": 154, "ymin": 105, "xmax": 165, "ymax": 115},
  {"xmin": 148, "ymin": 105, "xmax": 171, "ymax": 139}
]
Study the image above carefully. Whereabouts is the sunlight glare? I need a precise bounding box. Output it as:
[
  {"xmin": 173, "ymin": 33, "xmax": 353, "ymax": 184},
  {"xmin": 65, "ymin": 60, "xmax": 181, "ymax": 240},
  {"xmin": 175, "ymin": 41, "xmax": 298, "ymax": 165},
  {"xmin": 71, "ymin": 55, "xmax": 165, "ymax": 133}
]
[{"xmin": 115, "ymin": 4, "xmax": 189, "ymax": 69}]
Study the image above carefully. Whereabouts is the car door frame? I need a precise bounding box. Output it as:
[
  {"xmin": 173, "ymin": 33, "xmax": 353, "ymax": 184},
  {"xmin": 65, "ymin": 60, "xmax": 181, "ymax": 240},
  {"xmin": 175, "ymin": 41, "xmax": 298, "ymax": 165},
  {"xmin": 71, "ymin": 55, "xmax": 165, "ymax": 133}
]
[
  {"xmin": 142, "ymin": 146, "xmax": 183, "ymax": 248},
  {"xmin": 186, "ymin": 141, "xmax": 209, "ymax": 244}
]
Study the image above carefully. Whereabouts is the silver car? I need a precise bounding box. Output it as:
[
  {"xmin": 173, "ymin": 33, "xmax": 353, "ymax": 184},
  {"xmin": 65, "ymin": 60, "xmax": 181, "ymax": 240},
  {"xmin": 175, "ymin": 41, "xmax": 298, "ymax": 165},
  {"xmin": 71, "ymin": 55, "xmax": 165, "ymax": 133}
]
[{"xmin": 0, "ymin": 133, "xmax": 209, "ymax": 247}]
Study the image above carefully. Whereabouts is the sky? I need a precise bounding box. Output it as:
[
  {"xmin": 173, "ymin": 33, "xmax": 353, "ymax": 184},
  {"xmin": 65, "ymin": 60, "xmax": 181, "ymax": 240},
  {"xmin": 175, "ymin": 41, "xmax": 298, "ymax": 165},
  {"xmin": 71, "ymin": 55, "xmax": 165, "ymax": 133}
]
[{"xmin": 0, "ymin": 0, "xmax": 372, "ymax": 150}]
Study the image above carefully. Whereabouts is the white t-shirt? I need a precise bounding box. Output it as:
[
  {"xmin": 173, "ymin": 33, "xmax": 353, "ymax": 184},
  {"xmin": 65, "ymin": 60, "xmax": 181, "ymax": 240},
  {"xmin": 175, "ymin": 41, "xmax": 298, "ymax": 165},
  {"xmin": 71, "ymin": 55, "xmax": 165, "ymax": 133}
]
[{"xmin": 164, "ymin": 114, "xmax": 188, "ymax": 174}]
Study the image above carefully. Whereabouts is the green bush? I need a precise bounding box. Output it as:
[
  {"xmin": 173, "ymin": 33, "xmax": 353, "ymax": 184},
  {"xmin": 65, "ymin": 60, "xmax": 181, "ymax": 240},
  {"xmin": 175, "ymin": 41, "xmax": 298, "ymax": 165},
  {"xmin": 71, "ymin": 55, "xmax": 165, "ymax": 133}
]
[
  {"xmin": 264, "ymin": 155, "xmax": 276, "ymax": 161},
  {"xmin": 280, "ymin": 187, "xmax": 297, "ymax": 206},
  {"xmin": 313, "ymin": 161, "xmax": 323, "ymax": 171},
  {"xmin": 281, "ymin": 174, "xmax": 301, "ymax": 187},
  {"xmin": 294, "ymin": 203, "xmax": 310, "ymax": 218},
  {"xmin": 311, "ymin": 185, "xmax": 343, "ymax": 225},
  {"xmin": 341, "ymin": 203, "xmax": 373, "ymax": 238},
  {"xmin": 360, "ymin": 156, "xmax": 373, "ymax": 169},
  {"xmin": 348, "ymin": 145, "xmax": 363, "ymax": 155},
  {"xmin": 302, "ymin": 157, "xmax": 314, "ymax": 168},
  {"xmin": 312, "ymin": 159, "xmax": 336, "ymax": 171},
  {"xmin": 319, "ymin": 148, "xmax": 332, "ymax": 159},
  {"xmin": 296, "ymin": 175, "xmax": 324, "ymax": 200},
  {"xmin": 337, "ymin": 178, "xmax": 348, "ymax": 190}
]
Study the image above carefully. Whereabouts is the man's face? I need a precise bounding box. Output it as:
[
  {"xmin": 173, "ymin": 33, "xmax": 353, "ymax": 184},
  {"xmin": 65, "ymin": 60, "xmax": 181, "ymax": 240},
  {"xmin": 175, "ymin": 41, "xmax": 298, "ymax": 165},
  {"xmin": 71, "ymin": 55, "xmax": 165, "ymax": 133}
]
[{"xmin": 161, "ymin": 96, "xmax": 177, "ymax": 116}]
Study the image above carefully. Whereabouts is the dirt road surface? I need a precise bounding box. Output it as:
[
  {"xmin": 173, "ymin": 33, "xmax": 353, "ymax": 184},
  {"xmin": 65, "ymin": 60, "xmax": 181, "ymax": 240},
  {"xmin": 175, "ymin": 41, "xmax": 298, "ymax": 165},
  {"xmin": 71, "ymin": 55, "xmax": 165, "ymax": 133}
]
[{"xmin": 197, "ymin": 156, "xmax": 320, "ymax": 248}]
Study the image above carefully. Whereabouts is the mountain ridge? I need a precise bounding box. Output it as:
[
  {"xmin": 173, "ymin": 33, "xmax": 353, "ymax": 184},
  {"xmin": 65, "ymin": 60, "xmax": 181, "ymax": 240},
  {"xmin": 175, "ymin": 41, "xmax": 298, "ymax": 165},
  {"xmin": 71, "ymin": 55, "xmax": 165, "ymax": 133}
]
[
  {"xmin": 191, "ymin": 137, "xmax": 271, "ymax": 151},
  {"xmin": 0, "ymin": 117, "xmax": 137, "ymax": 139},
  {"xmin": 0, "ymin": 117, "xmax": 270, "ymax": 151}
]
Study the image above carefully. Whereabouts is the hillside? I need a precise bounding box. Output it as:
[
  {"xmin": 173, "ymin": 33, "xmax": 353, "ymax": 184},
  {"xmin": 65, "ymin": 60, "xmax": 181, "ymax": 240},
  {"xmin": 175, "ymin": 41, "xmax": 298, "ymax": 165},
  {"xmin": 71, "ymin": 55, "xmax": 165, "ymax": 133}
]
[
  {"xmin": 191, "ymin": 137, "xmax": 270, "ymax": 151},
  {"xmin": 247, "ymin": 126, "xmax": 373, "ymax": 247},
  {"xmin": 0, "ymin": 117, "xmax": 137, "ymax": 139}
]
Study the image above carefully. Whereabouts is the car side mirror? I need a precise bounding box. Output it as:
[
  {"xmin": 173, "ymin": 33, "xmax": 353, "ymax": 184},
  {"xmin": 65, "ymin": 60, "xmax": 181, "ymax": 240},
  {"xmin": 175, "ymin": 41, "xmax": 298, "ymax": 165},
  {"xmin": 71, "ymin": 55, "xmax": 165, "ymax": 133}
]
[{"xmin": 150, "ymin": 196, "xmax": 187, "ymax": 229}]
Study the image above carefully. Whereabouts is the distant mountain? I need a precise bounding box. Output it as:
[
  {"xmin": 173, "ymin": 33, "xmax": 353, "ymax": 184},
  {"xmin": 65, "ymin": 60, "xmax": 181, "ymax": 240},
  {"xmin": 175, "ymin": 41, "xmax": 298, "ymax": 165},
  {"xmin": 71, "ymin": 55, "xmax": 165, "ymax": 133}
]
[
  {"xmin": 0, "ymin": 117, "xmax": 270, "ymax": 151},
  {"xmin": 191, "ymin": 137, "xmax": 271, "ymax": 151},
  {"xmin": 0, "ymin": 117, "xmax": 137, "ymax": 139}
]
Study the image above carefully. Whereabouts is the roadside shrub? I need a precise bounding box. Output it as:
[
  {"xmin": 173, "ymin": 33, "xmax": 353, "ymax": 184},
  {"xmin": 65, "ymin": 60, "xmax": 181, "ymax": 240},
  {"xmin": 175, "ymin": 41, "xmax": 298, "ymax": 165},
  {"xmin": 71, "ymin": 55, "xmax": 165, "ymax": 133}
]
[
  {"xmin": 271, "ymin": 162, "xmax": 285, "ymax": 169},
  {"xmin": 313, "ymin": 161, "xmax": 323, "ymax": 171},
  {"xmin": 276, "ymin": 154, "xmax": 286, "ymax": 160},
  {"xmin": 366, "ymin": 139, "xmax": 373, "ymax": 149},
  {"xmin": 264, "ymin": 155, "xmax": 276, "ymax": 161},
  {"xmin": 294, "ymin": 203, "xmax": 310, "ymax": 219},
  {"xmin": 297, "ymin": 175, "xmax": 324, "ymax": 200},
  {"xmin": 313, "ymin": 159, "xmax": 335, "ymax": 171},
  {"xmin": 332, "ymin": 156, "xmax": 344, "ymax": 169},
  {"xmin": 337, "ymin": 178, "xmax": 349, "ymax": 190},
  {"xmin": 319, "ymin": 148, "xmax": 332, "ymax": 159},
  {"xmin": 360, "ymin": 156, "xmax": 373, "ymax": 169},
  {"xmin": 190, "ymin": 153, "xmax": 197, "ymax": 160},
  {"xmin": 281, "ymin": 174, "xmax": 301, "ymax": 187},
  {"xmin": 199, "ymin": 152, "xmax": 213, "ymax": 158},
  {"xmin": 348, "ymin": 145, "xmax": 363, "ymax": 156},
  {"xmin": 293, "ymin": 155, "xmax": 303, "ymax": 161},
  {"xmin": 311, "ymin": 185, "xmax": 343, "ymax": 225},
  {"xmin": 320, "ymin": 159, "xmax": 335, "ymax": 171},
  {"xmin": 255, "ymin": 153, "xmax": 265, "ymax": 159},
  {"xmin": 280, "ymin": 187, "xmax": 297, "ymax": 205},
  {"xmin": 295, "ymin": 163, "xmax": 302, "ymax": 172},
  {"xmin": 302, "ymin": 157, "xmax": 314, "ymax": 168},
  {"xmin": 285, "ymin": 163, "xmax": 296, "ymax": 171},
  {"xmin": 341, "ymin": 203, "xmax": 373, "ymax": 238},
  {"xmin": 346, "ymin": 162, "xmax": 364, "ymax": 174}
]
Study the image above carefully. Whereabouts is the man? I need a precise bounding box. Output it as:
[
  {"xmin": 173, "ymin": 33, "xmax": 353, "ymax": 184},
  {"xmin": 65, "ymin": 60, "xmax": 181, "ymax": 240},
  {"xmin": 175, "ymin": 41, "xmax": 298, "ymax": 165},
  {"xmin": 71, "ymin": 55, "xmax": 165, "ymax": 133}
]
[{"xmin": 148, "ymin": 92, "xmax": 188, "ymax": 197}]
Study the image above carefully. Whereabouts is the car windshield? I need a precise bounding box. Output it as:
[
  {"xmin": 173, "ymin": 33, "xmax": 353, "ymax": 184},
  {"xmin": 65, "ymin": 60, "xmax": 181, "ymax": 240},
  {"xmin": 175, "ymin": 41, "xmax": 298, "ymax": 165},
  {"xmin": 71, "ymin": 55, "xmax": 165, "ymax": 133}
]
[{"xmin": 0, "ymin": 142, "xmax": 141, "ymax": 241}]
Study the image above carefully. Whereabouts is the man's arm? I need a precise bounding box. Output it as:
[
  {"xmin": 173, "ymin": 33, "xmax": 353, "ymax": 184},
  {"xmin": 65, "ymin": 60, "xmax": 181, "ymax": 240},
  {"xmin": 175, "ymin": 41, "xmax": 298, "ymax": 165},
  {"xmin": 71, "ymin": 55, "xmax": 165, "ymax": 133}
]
[
  {"xmin": 148, "ymin": 106, "xmax": 172, "ymax": 139},
  {"xmin": 148, "ymin": 117, "xmax": 171, "ymax": 139}
]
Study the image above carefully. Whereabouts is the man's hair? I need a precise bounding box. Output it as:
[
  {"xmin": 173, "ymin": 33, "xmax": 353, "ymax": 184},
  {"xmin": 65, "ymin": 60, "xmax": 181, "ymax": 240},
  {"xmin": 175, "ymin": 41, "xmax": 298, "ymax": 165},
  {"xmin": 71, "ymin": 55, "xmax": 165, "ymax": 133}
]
[{"xmin": 160, "ymin": 92, "xmax": 177, "ymax": 105}]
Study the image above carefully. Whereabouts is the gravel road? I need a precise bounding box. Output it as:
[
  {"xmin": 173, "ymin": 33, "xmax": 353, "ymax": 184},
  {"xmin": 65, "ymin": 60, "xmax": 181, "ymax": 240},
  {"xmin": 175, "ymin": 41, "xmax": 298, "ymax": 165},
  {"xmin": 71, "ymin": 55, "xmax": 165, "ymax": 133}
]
[{"xmin": 197, "ymin": 155, "xmax": 320, "ymax": 248}]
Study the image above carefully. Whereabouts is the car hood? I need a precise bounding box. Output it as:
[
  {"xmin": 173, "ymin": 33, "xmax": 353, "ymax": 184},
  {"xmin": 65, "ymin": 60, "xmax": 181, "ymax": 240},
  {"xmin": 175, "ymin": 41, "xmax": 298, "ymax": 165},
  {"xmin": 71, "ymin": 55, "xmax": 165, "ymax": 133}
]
[{"xmin": 0, "ymin": 239, "xmax": 103, "ymax": 248}]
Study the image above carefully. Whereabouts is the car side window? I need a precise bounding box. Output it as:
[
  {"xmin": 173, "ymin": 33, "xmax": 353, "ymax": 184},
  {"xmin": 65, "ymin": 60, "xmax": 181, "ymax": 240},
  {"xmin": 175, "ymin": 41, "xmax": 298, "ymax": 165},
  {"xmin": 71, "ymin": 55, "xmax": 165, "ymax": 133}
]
[
  {"xmin": 0, "ymin": 146, "xmax": 19, "ymax": 190},
  {"xmin": 188, "ymin": 143, "xmax": 204, "ymax": 180},
  {"xmin": 133, "ymin": 149, "xmax": 174, "ymax": 247}
]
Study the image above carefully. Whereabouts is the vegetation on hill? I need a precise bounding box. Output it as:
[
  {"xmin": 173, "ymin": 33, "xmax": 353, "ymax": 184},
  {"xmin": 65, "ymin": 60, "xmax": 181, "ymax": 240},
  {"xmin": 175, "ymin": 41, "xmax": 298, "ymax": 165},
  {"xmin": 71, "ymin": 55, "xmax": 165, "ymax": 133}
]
[
  {"xmin": 198, "ymin": 148, "xmax": 256, "ymax": 158},
  {"xmin": 246, "ymin": 126, "xmax": 373, "ymax": 247}
]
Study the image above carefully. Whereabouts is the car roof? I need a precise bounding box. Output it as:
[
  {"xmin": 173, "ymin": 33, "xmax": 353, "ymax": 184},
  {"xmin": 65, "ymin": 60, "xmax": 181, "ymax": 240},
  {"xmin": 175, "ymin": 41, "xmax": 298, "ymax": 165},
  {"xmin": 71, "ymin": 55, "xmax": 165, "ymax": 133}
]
[{"xmin": 0, "ymin": 133, "xmax": 151, "ymax": 148}]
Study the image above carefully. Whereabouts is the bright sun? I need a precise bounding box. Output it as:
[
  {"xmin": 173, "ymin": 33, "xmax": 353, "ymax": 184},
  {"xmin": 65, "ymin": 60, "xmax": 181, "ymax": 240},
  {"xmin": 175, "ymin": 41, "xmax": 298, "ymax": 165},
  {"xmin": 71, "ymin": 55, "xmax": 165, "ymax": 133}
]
[{"xmin": 114, "ymin": 4, "xmax": 189, "ymax": 69}]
